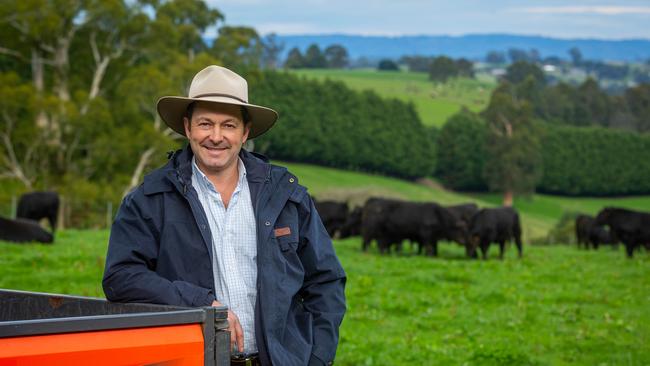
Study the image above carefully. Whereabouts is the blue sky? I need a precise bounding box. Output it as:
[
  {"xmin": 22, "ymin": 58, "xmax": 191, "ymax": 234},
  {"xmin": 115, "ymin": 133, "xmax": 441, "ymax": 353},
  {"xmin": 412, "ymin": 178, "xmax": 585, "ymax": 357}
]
[{"xmin": 208, "ymin": 0, "xmax": 650, "ymax": 39}]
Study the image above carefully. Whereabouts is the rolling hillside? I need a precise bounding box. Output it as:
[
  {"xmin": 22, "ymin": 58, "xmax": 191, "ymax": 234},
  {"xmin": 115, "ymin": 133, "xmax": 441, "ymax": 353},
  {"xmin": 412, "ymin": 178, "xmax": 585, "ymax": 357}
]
[{"xmin": 289, "ymin": 69, "xmax": 495, "ymax": 127}]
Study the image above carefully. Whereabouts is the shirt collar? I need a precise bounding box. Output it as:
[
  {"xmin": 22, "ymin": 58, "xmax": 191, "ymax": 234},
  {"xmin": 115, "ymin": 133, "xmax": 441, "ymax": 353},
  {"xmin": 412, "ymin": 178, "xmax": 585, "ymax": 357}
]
[{"xmin": 191, "ymin": 157, "xmax": 247, "ymax": 193}]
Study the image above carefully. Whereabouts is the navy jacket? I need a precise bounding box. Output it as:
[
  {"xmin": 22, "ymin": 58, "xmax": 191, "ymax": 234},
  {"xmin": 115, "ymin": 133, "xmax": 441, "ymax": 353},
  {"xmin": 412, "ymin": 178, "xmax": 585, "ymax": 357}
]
[{"xmin": 103, "ymin": 146, "xmax": 346, "ymax": 366}]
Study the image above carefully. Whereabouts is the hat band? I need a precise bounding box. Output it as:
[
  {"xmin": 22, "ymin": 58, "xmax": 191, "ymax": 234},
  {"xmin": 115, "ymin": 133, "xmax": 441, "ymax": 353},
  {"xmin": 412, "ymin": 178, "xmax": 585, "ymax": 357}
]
[{"xmin": 192, "ymin": 93, "xmax": 247, "ymax": 104}]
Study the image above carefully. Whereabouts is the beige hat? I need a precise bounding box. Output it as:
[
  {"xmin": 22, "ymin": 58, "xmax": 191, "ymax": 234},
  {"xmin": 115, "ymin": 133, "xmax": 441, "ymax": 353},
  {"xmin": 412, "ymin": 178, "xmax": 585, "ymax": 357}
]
[{"xmin": 157, "ymin": 65, "xmax": 278, "ymax": 139}]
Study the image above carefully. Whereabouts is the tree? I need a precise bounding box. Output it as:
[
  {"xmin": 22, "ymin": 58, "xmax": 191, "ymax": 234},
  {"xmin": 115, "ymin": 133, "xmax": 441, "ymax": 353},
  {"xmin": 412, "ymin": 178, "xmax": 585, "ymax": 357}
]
[
  {"xmin": 377, "ymin": 59, "xmax": 398, "ymax": 71},
  {"xmin": 482, "ymin": 83, "xmax": 543, "ymax": 206},
  {"xmin": 456, "ymin": 58, "xmax": 474, "ymax": 78},
  {"xmin": 303, "ymin": 44, "xmax": 326, "ymax": 68},
  {"xmin": 429, "ymin": 56, "xmax": 456, "ymax": 82},
  {"xmin": 400, "ymin": 56, "xmax": 433, "ymax": 72},
  {"xmin": 0, "ymin": 72, "xmax": 43, "ymax": 188},
  {"xmin": 284, "ymin": 47, "xmax": 304, "ymax": 68},
  {"xmin": 505, "ymin": 61, "xmax": 546, "ymax": 86},
  {"xmin": 529, "ymin": 48, "xmax": 541, "ymax": 63},
  {"xmin": 542, "ymin": 56, "xmax": 563, "ymax": 66},
  {"xmin": 261, "ymin": 33, "xmax": 284, "ymax": 69},
  {"xmin": 624, "ymin": 83, "xmax": 650, "ymax": 132},
  {"xmin": 0, "ymin": 0, "xmax": 154, "ymax": 182},
  {"xmin": 212, "ymin": 26, "xmax": 262, "ymax": 70},
  {"xmin": 324, "ymin": 44, "xmax": 349, "ymax": 69},
  {"xmin": 568, "ymin": 47, "xmax": 582, "ymax": 66},
  {"xmin": 574, "ymin": 78, "xmax": 611, "ymax": 127},
  {"xmin": 486, "ymin": 51, "xmax": 506, "ymax": 64},
  {"xmin": 156, "ymin": 0, "xmax": 223, "ymax": 62},
  {"xmin": 508, "ymin": 48, "xmax": 530, "ymax": 63},
  {"xmin": 435, "ymin": 109, "xmax": 487, "ymax": 191}
]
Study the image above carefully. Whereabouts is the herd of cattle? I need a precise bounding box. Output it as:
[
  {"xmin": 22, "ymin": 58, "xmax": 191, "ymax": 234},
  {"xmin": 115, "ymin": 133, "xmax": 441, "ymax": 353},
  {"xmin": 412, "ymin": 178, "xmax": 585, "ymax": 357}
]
[
  {"xmin": 316, "ymin": 198, "xmax": 650, "ymax": 259},
  {"xmin": 575, "ymin": 208, "xmax": 650, "ymax": 258},
  {"xmin": 0, "ymin": 191, "xmax": 648, "ymax": 259},
  {"xmin": 0, "ymin": 191, "xmax": 59, "ymax": 244},
  {"xmin": 315, "ymin": 198, "xmax": 522, "ymax": 259}
]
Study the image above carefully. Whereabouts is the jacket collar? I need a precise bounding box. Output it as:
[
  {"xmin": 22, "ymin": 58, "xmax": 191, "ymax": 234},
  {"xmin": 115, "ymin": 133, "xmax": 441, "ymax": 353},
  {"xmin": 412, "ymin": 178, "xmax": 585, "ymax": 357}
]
[{"xmin": 143, "ymin": 144, "xmax": 273, "ymax": 195}]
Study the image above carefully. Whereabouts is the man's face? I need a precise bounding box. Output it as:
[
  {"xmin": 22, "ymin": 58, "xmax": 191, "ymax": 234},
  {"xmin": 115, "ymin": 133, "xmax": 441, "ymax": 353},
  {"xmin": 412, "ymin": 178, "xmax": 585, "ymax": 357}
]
[{"xmin": 184, "ymin": 102, "xmax": 250, "ymax": 176}]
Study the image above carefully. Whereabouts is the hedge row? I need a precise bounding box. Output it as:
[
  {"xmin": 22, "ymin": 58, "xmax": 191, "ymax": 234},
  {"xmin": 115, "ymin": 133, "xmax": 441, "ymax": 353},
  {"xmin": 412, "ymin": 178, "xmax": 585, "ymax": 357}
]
[
  {"xmin": 539, "ymin": 125, "xmax": 650, "ymax": 195},
  {"xmin": 250, "ymin": 71, "xmax": 437, "ymax": 178},
  {"xmin": 436, "ymin": 111, "xmax": 650, "ymax": 195}
]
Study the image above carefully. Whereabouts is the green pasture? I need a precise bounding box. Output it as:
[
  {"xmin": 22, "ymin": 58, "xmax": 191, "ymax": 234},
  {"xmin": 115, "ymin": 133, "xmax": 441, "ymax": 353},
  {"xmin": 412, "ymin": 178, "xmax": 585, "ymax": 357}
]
[
  {"xmin": 289, "ymin": 69, "xmax": 496, "ymax": 127},
  {"xmin": 1, "ymin": 231, "xmax": 648, "ymax": 365}
]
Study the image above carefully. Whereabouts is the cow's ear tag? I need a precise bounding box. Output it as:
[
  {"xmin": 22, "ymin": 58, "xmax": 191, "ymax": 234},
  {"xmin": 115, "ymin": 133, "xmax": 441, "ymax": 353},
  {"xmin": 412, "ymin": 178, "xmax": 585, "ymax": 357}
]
[{"xmin": 274, "ymin": 227, "xmax": 291, "ymax": 237}]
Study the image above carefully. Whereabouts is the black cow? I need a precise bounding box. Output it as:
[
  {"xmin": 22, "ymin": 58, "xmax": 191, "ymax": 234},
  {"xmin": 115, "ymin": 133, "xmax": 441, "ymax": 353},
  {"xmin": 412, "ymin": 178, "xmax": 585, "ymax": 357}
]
[
  {"xmin": 361, "ymin": 198, "xmax": 467, "ymax": 256},
  {"xmin": 446, "ymin": 203, "xmax": 479, "ymax": 225},
  {"xmin": 575, "ymin": 214, "xmax": 617, "ymax": 250},
  {"xmin": 339, "ymin": 206, "xmax": 362, "ymax": 239},
  {"xmin": 575, "ymin": 214, "xmax": 594, "ymax": 249},
  {"xmin": 16, "ymin": 191, "xmax": 60, "ymax": 233},
  {"xmin": 0, "ymin": 216, "xmax": 54, "ymax": 244},
  {"xmin": 444, "ymin": 203, "xmax": 479, "ymax": 256},
  {"xmin": 588, "ymin": 225, "xmax": 617, "ymax": 250},
  {"xmin": 468, "ymin": 207, "xmax": 523, "ymax": 259},
  {"xmin": 314, "ymin": 199, "xmax": 349, "ymax": 238},
  {"xmin": 596, "ymin": 207, "xmax": 650, "ymax": 258}
]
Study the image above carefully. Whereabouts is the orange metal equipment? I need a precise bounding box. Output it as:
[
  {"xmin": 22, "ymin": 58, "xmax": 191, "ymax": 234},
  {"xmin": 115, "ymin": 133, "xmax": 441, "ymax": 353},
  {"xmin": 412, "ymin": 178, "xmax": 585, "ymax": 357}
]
[
  {"xmin": 0, "ymin": 324, "xmax": 204, "ymax": 366},
  {"xmin": 0, "ymin": 289, "xmax": 231, "ymax": 366}
]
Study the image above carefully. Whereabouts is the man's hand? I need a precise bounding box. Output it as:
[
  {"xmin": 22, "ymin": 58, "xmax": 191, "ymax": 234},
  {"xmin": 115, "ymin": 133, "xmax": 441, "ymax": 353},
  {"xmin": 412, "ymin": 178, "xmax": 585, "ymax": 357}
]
[{"xmin": 212, "ymin": 300, "xmax": 244, "ymax": 353}]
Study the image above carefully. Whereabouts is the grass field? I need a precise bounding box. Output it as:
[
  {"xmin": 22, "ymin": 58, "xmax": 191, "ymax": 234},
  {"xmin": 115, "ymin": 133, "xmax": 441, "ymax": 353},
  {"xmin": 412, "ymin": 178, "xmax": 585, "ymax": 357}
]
[
  {"xmin": 289, "ymin": 69, "xmax": 496, "ymax": 127},
  {"xmin": 1, "ymin": 231, "xmax": 648, "ymax": 365}
]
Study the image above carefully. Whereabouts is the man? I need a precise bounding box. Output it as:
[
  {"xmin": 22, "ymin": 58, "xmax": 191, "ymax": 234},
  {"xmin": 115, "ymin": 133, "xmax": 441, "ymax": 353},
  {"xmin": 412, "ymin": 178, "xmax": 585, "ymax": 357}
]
[{"xmin": 103, "ymin": 65, "xmax": 346, "ymax": 366}]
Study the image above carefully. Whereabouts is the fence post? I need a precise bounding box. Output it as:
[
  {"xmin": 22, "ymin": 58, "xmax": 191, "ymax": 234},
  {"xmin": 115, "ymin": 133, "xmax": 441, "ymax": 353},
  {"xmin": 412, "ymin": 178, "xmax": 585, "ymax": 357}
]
[
  {"xmin": 58, "ymin": 195, "xmax": 65, "ymax": 231},
  {"xmin": 10, "ymin": 196, "xmax": 17, "ymax": 218}
]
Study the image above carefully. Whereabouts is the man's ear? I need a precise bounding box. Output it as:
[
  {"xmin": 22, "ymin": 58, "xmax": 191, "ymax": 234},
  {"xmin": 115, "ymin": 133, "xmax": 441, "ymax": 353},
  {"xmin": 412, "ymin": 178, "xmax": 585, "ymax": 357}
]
[{"xmin": 183, "ymin": 117, "xmax": 191, "ymax": 138}]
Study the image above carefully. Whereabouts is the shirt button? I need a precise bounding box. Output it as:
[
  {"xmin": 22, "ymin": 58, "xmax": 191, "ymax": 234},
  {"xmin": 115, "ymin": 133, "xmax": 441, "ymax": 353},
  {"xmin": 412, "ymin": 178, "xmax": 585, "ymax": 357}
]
[
  {"xmin": 289, "ymin": 177, "xmax": 295, "ymax": 183},
  {"xmin": 264, "ymin": 221, "xmax": 270, "ymax": 226}
]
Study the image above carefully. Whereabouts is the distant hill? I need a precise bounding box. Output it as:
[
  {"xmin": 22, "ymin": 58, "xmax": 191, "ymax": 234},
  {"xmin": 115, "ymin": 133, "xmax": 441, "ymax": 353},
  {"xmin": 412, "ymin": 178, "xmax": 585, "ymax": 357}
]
[
  {"xmin": 275, "ymin": 34, "xmax": 650, "ymax": 62},
  {"xmin": 289, "ymin": 69, "xmax": 495, "ymax": 127}
]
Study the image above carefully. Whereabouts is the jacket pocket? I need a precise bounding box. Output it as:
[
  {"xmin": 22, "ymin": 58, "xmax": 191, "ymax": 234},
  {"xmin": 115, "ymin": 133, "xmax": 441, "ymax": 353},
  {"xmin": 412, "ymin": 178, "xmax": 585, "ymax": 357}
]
[
  {"xmin": 277, "ymin": 234, "xmax": 299, "ymax": 252},
  {"xmin": 272, "ymin": 233, "xmax": 304, "ymax": 295},
  {"xmin": 283, "ymin": 306, "xmax": 313, "ymax": 363}
]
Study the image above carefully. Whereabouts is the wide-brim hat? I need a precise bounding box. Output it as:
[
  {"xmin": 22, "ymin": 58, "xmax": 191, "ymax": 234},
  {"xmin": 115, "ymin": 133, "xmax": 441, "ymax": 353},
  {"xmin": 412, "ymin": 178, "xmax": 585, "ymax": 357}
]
[{"xmin": 157, "ymin": 65, "xmax": 278, "ymax": 139}]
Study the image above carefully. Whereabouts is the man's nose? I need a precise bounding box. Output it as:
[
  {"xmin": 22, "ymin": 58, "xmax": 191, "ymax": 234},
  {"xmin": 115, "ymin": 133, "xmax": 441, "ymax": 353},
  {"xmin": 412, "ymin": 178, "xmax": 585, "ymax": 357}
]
[{"xmin": 208, "ymin": 125, "xmax": 223, "ymax": 141}]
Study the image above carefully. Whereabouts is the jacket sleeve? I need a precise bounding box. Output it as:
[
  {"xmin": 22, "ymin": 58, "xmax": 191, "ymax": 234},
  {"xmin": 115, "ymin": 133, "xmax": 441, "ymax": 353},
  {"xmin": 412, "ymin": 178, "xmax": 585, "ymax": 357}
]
[
  {"xmin": 297, "ymin": 194, "xmax": 347, "ymax": 365},
  {"xmin": 102, "ymin": 188, "xmax": 215, "ymax": 307}
]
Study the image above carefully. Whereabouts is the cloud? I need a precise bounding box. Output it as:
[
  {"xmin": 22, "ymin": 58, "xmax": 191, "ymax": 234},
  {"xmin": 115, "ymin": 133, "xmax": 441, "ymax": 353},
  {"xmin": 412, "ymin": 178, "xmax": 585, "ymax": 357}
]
[{"xmin": 512, "ymin": 6, "xmax": 650, "ymax": 15}]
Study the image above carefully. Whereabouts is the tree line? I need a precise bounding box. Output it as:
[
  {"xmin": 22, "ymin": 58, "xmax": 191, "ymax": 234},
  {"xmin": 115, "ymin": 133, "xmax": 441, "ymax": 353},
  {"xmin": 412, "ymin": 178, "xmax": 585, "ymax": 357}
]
[
  {"xmin": 435, "ymin": 108, "xmax": 650, "ymax": 196},
  {"xmin": 503, "ymin": 61, "xmax": 650, "ymax": 133},
  {"xmin": 284, "ymin": 44, "xmax": 350, "ymax": 69}
]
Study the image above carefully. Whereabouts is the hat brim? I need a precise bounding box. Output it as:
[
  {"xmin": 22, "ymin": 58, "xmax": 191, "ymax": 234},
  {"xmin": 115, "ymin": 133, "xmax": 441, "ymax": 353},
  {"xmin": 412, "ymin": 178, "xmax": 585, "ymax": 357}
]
[{"xmin": 157, "ymin": 95, "xmax": 278, "ymax": 139}]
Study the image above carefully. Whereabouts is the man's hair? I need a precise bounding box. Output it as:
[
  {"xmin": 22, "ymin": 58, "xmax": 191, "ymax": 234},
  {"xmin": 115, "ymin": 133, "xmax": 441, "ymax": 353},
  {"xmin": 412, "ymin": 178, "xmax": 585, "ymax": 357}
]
[{"xmin": 184, "ymin": 102, "xmax": 251, "ymax": 125}]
